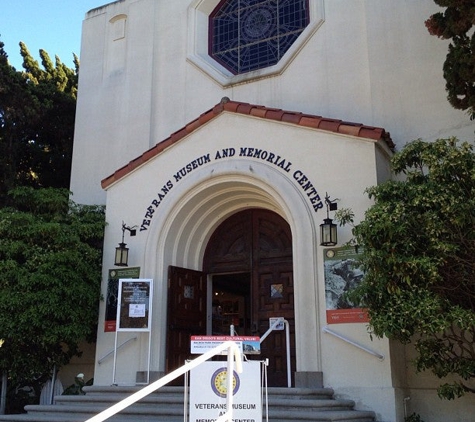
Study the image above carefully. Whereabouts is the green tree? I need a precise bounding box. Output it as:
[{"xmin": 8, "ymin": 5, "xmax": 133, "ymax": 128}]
[
  {"xmin": 344, "ymin": 138, "xmax": 475, "ymax": 399},
  {"xmin": 0, "ymin": 40, "xmax": 78, "ymax": 205},
  {"xmin": 0, "ymin": 41, "xmax": 33, "ymax": 200},
  {"xmin": 425, "ymin": 1, "xmax": 475, "ymax": 119},
  {"xmin": 0, "ymin": 187, "xmax": 105, "ymax": 412}
]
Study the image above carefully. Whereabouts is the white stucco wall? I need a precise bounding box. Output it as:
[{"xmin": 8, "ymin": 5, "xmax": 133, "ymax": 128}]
[
  {"xmin": 70, "ymin": 0, "xmax": 475, "ymax": 206},
  {"xmin": 403, "ymin": 343, "xmax": 475, "ymax": 421},
  {"xmin": 94, "ymin": 112, "xmax": 399, "ymax": 419},
  {"xmin": 71, "ymin": 1, "xmax": 475, "ymax": 421}
]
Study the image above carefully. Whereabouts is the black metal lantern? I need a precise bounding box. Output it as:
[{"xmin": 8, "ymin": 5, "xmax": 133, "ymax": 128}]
[
  {"xmin": 320, "ymin": 218, "xmax": 337, "ymax": 246},
  {"xmin": 114, "ymin": 222, "xmax": 136, "ymax": 267},
  {"xmin": 320, "ymin": 193, "xmax": 338, "ymax": 246},
  {"xmin": 115, "ymin": 242, "xmax": 129, "ymax": 267}
]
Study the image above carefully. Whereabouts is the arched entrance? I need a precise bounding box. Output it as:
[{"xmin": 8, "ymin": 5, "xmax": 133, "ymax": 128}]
[
  {"xmin": 166, "ymin": 208, "xmax": 296, "ymax": 387},
  {"xmin": 205, "ymin": 208, "xmax": 296, "ymax": 387}
]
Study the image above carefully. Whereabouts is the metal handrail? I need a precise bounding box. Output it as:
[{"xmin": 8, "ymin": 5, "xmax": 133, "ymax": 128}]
[
  {"xmin": 97, "ymin": 336, "xmax": 137, "ymax": 365},
  {"xmin": 322, "ymin": 326, "xmax": 384, "ymax": 360},
  {"xmin": 260, "ymin": 318, "xmax": 291, "ymax": 387},
  {"xmin": 84, "ymin": 341, "xmax": 243, "ymax": 422}
]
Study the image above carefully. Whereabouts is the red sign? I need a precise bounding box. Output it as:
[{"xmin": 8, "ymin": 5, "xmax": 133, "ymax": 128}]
[{"xmin": 326, "ymin": 309, "xmax": 369, "ymax": 324}]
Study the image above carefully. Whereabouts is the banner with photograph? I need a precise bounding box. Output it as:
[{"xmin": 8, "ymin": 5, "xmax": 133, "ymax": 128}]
[
  {"xmin": 324, "ymin": 246, "xmax": 368, "ymax": 324},
  {"xmin": 105, "ymin": 267, "xmax": 140, "ymax": 332}
]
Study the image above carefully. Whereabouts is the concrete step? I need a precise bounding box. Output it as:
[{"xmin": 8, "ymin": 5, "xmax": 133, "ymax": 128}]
[{"xmin": 0, "ymin": 386, "xmax": 375, "ymax": 422}]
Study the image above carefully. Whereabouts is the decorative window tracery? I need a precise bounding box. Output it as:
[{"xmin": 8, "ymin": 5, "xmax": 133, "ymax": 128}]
[
  {"xmin": 209, "ymin": 0, "xmax": 310, "ymax": 74},
  {"xmin": 187, "ymin": 0, "xmax": 324, "ymax": 86}
]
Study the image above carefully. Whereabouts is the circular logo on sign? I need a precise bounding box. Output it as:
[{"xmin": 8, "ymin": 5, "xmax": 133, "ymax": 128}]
[{"xmin": 210, "ymin": 368, "xmax": 240, "ymax": 398}]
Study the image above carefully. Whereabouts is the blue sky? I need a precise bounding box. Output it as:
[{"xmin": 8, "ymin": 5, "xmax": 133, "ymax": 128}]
[{"xmin": 1, "ymin": 0, "xmax": 105, "ymax": 70}]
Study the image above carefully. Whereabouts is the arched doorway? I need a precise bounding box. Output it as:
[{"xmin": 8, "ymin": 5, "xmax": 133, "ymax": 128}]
[
  {"xmin": 205, "ymin": 208, "xmax": 295, "ymax": 387},
  {"xmin": 165, "ymin": 208, "xmax": 296, "ymax": 387}
]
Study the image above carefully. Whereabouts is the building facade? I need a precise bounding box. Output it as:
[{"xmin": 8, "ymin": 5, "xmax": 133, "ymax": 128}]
[{"xmin": 70, "ymin": 1, "xmax": 475, "ymax": 421}]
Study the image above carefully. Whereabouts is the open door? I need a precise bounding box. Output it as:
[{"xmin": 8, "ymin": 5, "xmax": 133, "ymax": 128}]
[
  {"xmin": 166, "ymin": 266, "xmax": 207, "ymax": 374},
  {"xmin": 204, "ymin": 209, "xmax": 296, "ymax": 387}
]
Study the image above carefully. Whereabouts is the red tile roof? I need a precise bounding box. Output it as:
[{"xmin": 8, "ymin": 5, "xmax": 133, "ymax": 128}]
[{"xmin": 101, "ymin": 98, "xmax": 394, "ymax": 189}]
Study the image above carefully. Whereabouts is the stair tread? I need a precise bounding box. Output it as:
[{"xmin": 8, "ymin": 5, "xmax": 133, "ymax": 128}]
[
  {"xmin": 25, "ymin": 404, "xmax": 183, "ymax": 414},
  {"xmin": 54, "ymin": 396, "xmax": 354, "ymax": 406},
  {"xmin": 0, "ymin": 387, "xmax": 375, "ymax": 422}
]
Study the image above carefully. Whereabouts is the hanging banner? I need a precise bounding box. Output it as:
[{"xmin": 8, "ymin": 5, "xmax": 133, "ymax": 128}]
[
  {"xmin": 189, "ymin": 361, "xmax": 262, "ymax": 422},
  {"xmin": 105, "ymin": 267, "xmax": 141, "ymax": 332},
  {"xmin": 116, "ymin": 279, "xmax": 152, "ymax": 331},
  {"xmin": 324, "ymin": 246, "xmax": 368, "ymax": 324}
]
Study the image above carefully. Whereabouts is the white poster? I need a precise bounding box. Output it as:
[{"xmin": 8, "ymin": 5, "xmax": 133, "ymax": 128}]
[
  {"xmin": 190, "ymin": 361, "xmax": 262, "ymax": 422},
  {"xmin": 129, "ymin": 303, "xmax": 145, "ymax": 317}
]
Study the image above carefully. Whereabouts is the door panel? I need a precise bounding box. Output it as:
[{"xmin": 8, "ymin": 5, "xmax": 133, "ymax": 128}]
[
  {"xmin": 253, "ymin": 267, "xmax": 295, "ymax": 386},
  {"xmin": 204, "ymin": 209, "xmax": 296, "ymax": 387},
  {"xmin": 252, "ymin": 210, "xmax": 295, "ymax": 386},
  {"xmin": 166, "ymin": 266, "xmax": 207, "ymax": 374}
]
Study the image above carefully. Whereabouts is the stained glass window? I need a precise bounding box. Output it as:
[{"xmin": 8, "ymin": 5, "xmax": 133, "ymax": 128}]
[
  {"xmin": 271, "ymin": 283, "xmax": 284, "ymax": 299},
  {"xmin": 209, "ymin": 0, "xmax": 310, "ymax": 75},
  {"xmin": 184, "ymin": 285, "xmax": 195, "ymax": 299}
]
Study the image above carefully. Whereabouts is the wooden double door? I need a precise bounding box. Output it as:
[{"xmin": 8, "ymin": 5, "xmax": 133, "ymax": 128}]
[{"xmin": 166, "ymin": 209, "xmax": 295, "ymax": 387}]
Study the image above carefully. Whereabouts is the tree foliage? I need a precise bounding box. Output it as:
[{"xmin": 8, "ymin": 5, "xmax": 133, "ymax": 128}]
[
  {"xmin": 0, "ymin": 187, "xmax": 105, "ymax": 411},
  {"xmin": 0, "ymin": 40, "xmax": 79, "ymax": 205},
  {"xmin": 347, "ymin": 138, "xmax": 475, "ymax": 399},
  {"xmin": 425, "ymin": 1, "xmax": 475, "ymax": 119}
]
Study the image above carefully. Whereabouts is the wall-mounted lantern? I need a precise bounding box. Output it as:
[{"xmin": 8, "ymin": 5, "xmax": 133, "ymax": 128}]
[
  {"xmin": 320, "ymin": 193, "xmax": 338, "ymax": 246},
  {"xmin": 115, "ymin": 222, "xmax": 137, "ymax": 266}
]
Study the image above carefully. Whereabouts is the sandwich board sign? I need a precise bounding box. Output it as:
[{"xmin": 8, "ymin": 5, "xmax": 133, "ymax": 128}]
[
  {"xmin": 189, "ymin": 360, "xmax": 262, "ymax": 422},
  {"xmin": 117, "ymin": 279, "xmax": 152, "ymax": 331},
  {"xmin": 112, "ymin": 279, "xmax": 153, "ymax": 384}
]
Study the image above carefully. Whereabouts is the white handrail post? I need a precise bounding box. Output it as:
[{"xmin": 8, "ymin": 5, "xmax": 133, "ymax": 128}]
[
  {"xmin": 260, "ymin": 318, "xmax": 291, "ymax": 387},
  {"xmin": 184, "ymin": 367, "xmax": 189, "ymax": 422},
  {"xmin": 225, "ymin": 344, "xmax": 234, "ymax": 422},
  {"xmin": 263, "ymin": 359, "xmax": 269, "ymax": 422},
  {"xmin": 284, "ymin": 320, "xmax": 291, "ymax": 388}
]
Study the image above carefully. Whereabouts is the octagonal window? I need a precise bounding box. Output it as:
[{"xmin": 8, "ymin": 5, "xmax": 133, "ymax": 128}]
[
  {"xmin": 209, "ymin": 0, "xmax": 310, "ymax": 75},
  {"xmin": 187, "ymin": 0, "xmax": 323, "ymax": 86}
]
